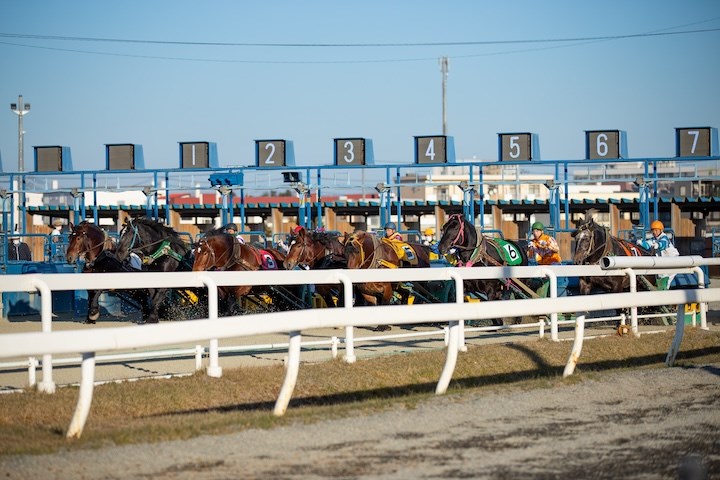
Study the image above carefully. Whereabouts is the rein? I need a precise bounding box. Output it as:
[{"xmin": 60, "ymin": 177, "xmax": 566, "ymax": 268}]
[{"xmin": 576, "ymin": 223, "xmax": 611, "ymax": 264}]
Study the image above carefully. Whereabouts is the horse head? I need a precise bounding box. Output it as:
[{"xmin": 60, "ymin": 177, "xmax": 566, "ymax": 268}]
[
  {"xmin": 192, "ymin": 230, "xmax": 236, "ymax": 271},
  {"xmin": 116, "ymin": 217, "xmax": 189, "ymax": 268},
  {"xmin": 572, "ymin": 210, "xmax": 604, "ymax": 265},
  {"xmin": 438, "ymin": 214, "xmax": 478, "ymax": 256},
  {"xmin": 284, "ymin": 227, "xmax": 313, "ymax": 269},
  {"xmin": 344, "ymin": 231, "xmax": 372, "ymax": 269},
  {"xmin": 66, "ymin": 221, "xmax": 110, "ymax": 264}
]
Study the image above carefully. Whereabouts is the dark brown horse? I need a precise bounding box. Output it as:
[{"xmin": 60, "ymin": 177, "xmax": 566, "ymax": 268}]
[
  {"xmin": 284, "ymin": 226, "xmax": 347, "ymax": 308},
  {"xmin": 437, "ymin": 213, "xmax": 528, "ymax": 302},
  {"xmin": 115, "ymin": 217, "xmax": 192, "ymax": 323},
  {"xmin": 66, "ymin": 221, "xmax": 150, "ymax": 324},
  {"xmin": 192, "ymin": 229, "xmax": 288, "ymax": 315},
  {"xmin": 572, "ymin": 210, "xmax": 654, "ymax": 295}
]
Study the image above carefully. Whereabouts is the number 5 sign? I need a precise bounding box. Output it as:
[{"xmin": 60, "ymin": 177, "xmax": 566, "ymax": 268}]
[{"xmin": 498, "ymin": 133, "xmax": 538, "ymax": 161}]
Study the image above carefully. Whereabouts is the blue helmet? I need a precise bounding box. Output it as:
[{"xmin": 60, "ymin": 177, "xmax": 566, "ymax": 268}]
[
  {"xmin": 384, "ymin": 222, "xmax": 396, "ymax": 230},
  {"xmin": 224, "ymin": 223, "xmax": 238, "ymax": 231}
]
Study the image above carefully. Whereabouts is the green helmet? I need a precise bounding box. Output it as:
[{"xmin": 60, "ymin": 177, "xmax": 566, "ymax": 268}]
[{"xmin": 531, "ymin": 221, "xmax": 544, "ymax": 231}]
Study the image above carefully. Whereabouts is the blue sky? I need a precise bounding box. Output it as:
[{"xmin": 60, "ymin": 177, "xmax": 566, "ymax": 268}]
[{"xmin": 1, "ymin": 0, "xmax": 719, "ymax": 173}]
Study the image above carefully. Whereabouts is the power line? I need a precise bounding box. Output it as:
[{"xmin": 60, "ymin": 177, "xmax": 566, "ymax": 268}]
[
  {"xmin": 0, "ymin": 24, "xmax": 718, "ymax": 65},
  {"xmin": 1, "ymin": 26, "xmax": 719, "ymax": 48}
]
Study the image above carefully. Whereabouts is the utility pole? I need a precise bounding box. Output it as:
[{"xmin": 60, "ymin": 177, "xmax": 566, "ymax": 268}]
[
  {"xmin": 439, "ymin": 57, "xmax": 449, "ymax": 135},
  {"xmin": 10, "ymin": 95, "xmax": 31, "ymax": 172}
]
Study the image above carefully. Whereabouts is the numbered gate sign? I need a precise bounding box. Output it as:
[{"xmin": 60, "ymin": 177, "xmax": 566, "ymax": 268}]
[
  {"xmin": 34, "ymin": 146, "xmax": 73, "ymax": 172},
  {"xmin": 498, "ymin": 133, "xmax": 537, "ymax": 161},
  {"xmin": 675, "ymin": 127, "xmax": 718, "ymax": 157},
  {"xmin": 334, "ymin": 138, "xmax": 375, "ymax": 166},
  {"xmin": 414, "ymin": 135, "xmax": 456, "ymax": 164},
  {"xmin": 585, "ymin": 130, "xmax": 627, "ymax": 160},
  {"xmin": 255, "ymin": 139, "xmax": 296, "ymax": 167},
  {"xmin": 106, "ymin": 144, "xmax": 145, "ymax": 170},
  {"xmin": 179, "ymin": 141, "xmax": 218, "ymax": 169}
]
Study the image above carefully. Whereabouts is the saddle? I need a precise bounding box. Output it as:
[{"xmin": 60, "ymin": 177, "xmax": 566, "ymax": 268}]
[
  {"xmin": 381, "ymin": 238, "xmax": 419, "ymax": 266},
  {"xmin": 467, "ymin": 237, "xmax": 523, "ymax": 267}
]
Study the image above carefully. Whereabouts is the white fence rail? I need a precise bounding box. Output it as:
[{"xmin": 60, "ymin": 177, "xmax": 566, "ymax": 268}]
[{"xmin": 1, "ymin": 258, "xmax": 719, "ymax": 438}]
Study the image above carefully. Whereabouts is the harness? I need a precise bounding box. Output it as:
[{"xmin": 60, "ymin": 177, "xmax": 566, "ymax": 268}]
[{"xmin": 124, "ymin": 220, "xmax": 186, "ymax": 266}]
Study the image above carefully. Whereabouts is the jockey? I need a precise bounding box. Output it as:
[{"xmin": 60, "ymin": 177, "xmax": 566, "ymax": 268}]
[
  {"xmin": 527, "ymin": 222, "xmax": 561, "ymax": 265},
  {"xmin": 639, "ymin": 220, "xmax": 679, "ymax": 257},
  {"xmin": 223, "ymin": 223, "xmax": 245, "ymax": 245},
  {"xmin": 423, "ymin": 227, "xmax": 439, "ymax": 255},
  {"xmin": 384, "ymin": 222, "xmax": 403, "ymax": 242},
  {"xmin": 638, "ymin": 220, "xmax": 679, "ymax": 289},
  {"xmin": 527, "ymin": 221, "xmax": 566, "ymax": 296}
]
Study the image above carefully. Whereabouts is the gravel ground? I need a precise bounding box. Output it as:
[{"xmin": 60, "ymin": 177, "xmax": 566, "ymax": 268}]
[{"xmin": 2, "ymin": 363, "xmax": 718, "ymax": 480}]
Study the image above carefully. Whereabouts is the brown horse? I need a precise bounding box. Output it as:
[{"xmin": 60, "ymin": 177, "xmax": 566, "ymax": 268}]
[
  {"xmin": 572, "ymin": 209, "xmax": 654, "ymax": 295},
  {"xmin": 284, "ymin": 226, "xmax": 347, "ymax": 308},
  {"xmin": 343, "ymin": 230, "xmax": 431, "ymax": 331},
  {"xmin": 66, "ymin": 221, "xmax": 150, "ymax": 323},
  {"xmin": 192, "ymin": 229, "xmax": 288, "ymax": 314}
]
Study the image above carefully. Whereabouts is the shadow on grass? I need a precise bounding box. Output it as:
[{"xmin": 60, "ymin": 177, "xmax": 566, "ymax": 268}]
[{"xmin": 152, "ymin": 344, "xmax": 720, "ymax": 419}]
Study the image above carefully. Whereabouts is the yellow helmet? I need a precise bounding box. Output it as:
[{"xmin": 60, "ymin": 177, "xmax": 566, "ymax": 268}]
[
  {"xmin": 650, "ymin": 220, "xmax": 664, "ymax": 230},
  {"xmin": 424, "ymin": 227, "xmax": 435, "ymax": 236}
]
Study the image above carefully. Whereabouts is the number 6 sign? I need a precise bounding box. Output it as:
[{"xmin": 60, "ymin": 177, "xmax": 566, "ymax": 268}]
[{"xmin": 585, "ymin": 130, "xmax": 626, "ymax": 160}]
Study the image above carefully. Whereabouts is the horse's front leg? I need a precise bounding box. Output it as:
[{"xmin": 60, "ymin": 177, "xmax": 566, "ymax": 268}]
[
  {"xmin": 86, "ymin": 289, "xmax": 102, "ymax": 324},
  {"xmin": 145, "ymin": 288, "xmax": 169, "ymax": 323}
]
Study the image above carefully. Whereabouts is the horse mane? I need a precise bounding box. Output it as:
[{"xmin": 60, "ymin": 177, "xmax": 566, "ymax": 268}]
[{"xmin": 130, "ymin": 217, "xmax": 189, "ymax": 254}]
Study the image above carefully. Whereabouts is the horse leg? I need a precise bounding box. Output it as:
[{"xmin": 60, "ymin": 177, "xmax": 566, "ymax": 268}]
[
  {"xmin": 86, "ymin": 289, "xmax": 101, "ymax": 324},
  {"xmin": 371, "ymin": 283, "xmax": 392, "ymax": 332},
  {"xmin": 144, "ymin": 288, "xmax": 168, "ymax": 323}
]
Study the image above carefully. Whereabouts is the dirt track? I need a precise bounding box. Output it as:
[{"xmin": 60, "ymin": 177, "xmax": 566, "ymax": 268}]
[{"xmin": 2, "ymin": 362, "xmax": 718, "ymax": 479}]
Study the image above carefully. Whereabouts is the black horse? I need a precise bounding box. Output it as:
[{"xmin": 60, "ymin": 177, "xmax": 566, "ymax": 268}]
[
  {"xmin": 438, "ymin": 213, "xmax": 528, "ymax": 302},
  {"xmin": 115, "ymin": 217, "xmax": 192, "ymax": 323},
  {"xmin": 572, "ymin": 209, "xmax": 654, "ymax": 295}
]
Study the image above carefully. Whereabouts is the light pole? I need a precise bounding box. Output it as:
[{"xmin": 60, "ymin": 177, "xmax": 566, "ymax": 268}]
[{"xmin": 10, "ymin": 95, "xmax": 31, "ymax": 172}]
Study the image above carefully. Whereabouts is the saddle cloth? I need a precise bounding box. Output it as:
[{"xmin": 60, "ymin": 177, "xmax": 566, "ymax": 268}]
[{"xmin": 381, "ymin": 238, "xmax": 419, "ymax": 266}]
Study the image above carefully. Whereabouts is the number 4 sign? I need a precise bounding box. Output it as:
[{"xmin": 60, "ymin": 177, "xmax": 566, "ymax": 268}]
[{"xmin": 414, "ymin": 135, "xmax": 456, "ymax": 164}]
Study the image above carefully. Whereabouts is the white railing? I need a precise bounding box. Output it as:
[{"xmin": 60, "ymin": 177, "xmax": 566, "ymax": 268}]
[{"xmin": 0, "ymin": 259, "xmax": 719, "ymax": 438}]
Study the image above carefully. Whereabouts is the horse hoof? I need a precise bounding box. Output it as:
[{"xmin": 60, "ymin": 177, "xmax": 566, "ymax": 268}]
[
  {"xmin": 88, "ymin": 310, "xmax": 100, "ymax": 321},
  {"xmin": 373, "ymin": 325, "xmax": 391, "ymax": 332}
]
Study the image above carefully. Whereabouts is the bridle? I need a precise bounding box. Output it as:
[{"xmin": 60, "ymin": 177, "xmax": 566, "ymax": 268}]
[
  {"xmin": 288, "ymin": 234, "xmax": 325, "ymax": 268},
  {"xmin": 68, "ymin": 225, "xmax": 108, "ymax": 263},
  {"xmin": 195, "ymin": 236, "xmax": 234, "ymax": 271},
  {"xmin": 347, "ymin": 234, "xmax": 378, "ymax": 269},
  {"xmin": 574, "ymin": 222, "xmax": 607, "ymax": 264}
]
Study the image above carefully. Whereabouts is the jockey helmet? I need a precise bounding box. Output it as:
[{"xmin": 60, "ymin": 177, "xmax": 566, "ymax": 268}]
[
  {"xmin": 424, "ymin": 227, "xmax": 435, "ymax": 236},
  {"xmin": 531, "ymin": 221, "xmax": 544, "ymax": 231},
  {"xmin": 292, "ymin": 225, "xmax": 303, "ymax": 234},
  {"xmin": 224, "ymin": 223, "xmax": 238, "ymax": 231},
  {"xmin": 650, "ymin": 220, "xmax": 664, "ymax": 230},
  {"xmin": 384, "ymin": 222, "xmax": 396, "ymax": 230}
]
